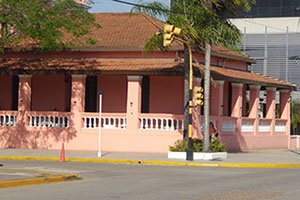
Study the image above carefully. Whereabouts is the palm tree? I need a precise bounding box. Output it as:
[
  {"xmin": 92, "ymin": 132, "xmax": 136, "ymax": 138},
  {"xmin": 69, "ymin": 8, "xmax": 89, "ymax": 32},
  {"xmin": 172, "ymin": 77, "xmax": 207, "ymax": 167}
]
[{"xmin": 132, "ymin": 0, "xmax": 255, "ymax": 152}]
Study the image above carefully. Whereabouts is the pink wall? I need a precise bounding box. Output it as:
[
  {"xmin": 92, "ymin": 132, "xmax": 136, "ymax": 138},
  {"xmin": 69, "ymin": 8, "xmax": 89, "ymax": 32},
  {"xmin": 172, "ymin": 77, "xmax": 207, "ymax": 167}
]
[
  {"xmin": 223, "ymin": 81, "xmax": 229, "ymax": 116},
  {"xmin": 48, "ymin": 129, "xmax": 183, "ymax": 153},
  {"xmin": 221, "ymin": 134, "xmax": 289, "ymax": 152},
  {"xmin": 0, "ymin": 75, "xmax": 12, "ymax": 110},
  {"xmin": 223, "ymin": 60, "xmax": 247, "ymax": 70},
  {"xmin": 97, "ymin": 75, "xmax": 127, "ymax": 113},
  {"xmin": 193, "ymin": 54, "xmax": 248, "ymax": 71},
  {"xmin": 31, "ymin": 75, "xmax": 66, "ymax": 111},
  {"xmin": 149, "ymin": 76, "xmax": 184, "ymax": 114}
]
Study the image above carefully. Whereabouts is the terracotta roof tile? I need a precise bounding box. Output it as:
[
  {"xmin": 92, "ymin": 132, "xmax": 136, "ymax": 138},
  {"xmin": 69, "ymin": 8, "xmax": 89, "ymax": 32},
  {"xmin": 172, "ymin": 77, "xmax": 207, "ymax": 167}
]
[
  {"xmin": 80, "ymin": 13, "xmax": 253, "ymax": 62},
  {"xmin": 208, "ymin": 65, "xmax": 296, "ymax": 90},
  {"xmin": 7, "ymin": 12, "xmax": 253, "ymax": 63},
  {"xmin": 0, "ymin": 58, "xmax": 295, "ymax": 90},
  {"xmin": 74, "ymin": 13, "xmax": 165, "ymax": 51}
]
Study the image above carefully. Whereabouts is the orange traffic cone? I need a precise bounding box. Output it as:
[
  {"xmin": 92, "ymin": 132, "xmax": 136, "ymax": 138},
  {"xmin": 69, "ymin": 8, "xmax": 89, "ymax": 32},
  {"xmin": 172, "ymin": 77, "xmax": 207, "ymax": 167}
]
[{"xmin": 60, "ymin": 143, "xmax": 65, "ymax": 162}]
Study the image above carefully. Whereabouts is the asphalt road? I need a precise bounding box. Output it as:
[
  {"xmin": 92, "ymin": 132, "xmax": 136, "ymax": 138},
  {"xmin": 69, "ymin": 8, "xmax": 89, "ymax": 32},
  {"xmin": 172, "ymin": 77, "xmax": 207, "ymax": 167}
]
[{"xmin": 0, "ymin": 160, "xmax": 300, "ymax": 200}]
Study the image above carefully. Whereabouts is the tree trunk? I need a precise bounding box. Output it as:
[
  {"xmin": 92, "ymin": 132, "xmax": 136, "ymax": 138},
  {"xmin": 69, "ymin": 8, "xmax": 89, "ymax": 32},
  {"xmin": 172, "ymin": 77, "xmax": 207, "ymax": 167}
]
[
  {"xmin": 183, "ymin": 45, "xmax": 190, "ymax": 140},
  {"xmin": 202, "ymin": 42, "xmax": 211, "ymax": 152}
]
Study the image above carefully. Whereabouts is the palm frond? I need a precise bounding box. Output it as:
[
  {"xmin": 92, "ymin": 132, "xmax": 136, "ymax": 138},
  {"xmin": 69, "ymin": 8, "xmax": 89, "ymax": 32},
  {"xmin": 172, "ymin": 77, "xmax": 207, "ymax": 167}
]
[
  {"xmin": 143, "ymin": 33, "xmax": 167, "ymax": 53},
  {"xmin": 131, "ymin": 1, "xmax": 169, "ymax": 19}
]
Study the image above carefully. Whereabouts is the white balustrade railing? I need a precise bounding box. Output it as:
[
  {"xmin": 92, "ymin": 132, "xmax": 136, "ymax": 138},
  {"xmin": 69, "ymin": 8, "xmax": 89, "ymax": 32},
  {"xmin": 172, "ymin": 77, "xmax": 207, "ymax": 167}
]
[
  {"xmin": 29, "ymin": 114, "xmax": 70, "ymax": 128},
  {"xmin": 275, "ymin": 120, "xmax": 286, "ymax": 133},
  {"xmin": 258, "ymin": 120, "xmax": 271, "ymax": 132},
  {"xmin": 221, "ymin": 118, "xmax": 236, "ymax": 132},
  {"xmin": 241, "ymin": 118, "xmax": 255, "ymax": 132},
  {"xmin": 83, "ymin": 116, "xmax": 126, "ymax": 129},
  {"xmin": 139, "ymin": 117, "xmax": 184, "ymax": 131},
  {"xmin": 0, "ymin": 113, "xmax": 17, "ymax": 127}
]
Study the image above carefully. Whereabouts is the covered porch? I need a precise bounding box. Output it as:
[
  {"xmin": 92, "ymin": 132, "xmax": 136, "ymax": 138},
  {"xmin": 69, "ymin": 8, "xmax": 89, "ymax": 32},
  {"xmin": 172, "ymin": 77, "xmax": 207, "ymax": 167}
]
[{"xmin": 0, "ymin": 59, "xmax": 295, "ymax": 153}]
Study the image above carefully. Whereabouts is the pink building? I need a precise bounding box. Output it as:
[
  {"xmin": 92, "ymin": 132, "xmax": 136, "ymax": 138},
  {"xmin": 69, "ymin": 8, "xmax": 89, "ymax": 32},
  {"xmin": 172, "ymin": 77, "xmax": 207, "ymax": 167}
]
[{"xmin": 0, "ymin": 13, "xmax": 296, "ymax": 153}]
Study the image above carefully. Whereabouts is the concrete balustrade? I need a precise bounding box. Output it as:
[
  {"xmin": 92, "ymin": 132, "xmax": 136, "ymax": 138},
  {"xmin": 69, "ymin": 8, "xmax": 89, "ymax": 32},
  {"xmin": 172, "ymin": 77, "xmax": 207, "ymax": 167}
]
[
  {"xmin": 0, "ymin": 111, "xmax": 17, "ymax": 127},
  {"xmin": 139, "ymin": 114, "xmax": 184, "ymax": 132},
  {"xmin": 28, "ymin": 112, "xmax": 70, "ymax": 128},
  {"xmin": 82, "ymin": 113, "xmax": 127, "ymax": 129},
  {"xmin": 221, "ymin": 117, "xmax": 237, "ymax": 133},
  {"xmin": 241, "ymin": 118, "xmax": 255, "ymax": 133}
]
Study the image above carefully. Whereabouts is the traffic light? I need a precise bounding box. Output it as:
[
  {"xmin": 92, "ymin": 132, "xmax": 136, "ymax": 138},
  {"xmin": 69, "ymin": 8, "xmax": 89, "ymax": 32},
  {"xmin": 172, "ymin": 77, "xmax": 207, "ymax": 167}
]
[
  {"xmin": 163, "ymin": 24, "xmax": 182, "ymax": 47},
  {"xmin": 193, "ymin": 86, "xmax": 204, "ymax": 106}
]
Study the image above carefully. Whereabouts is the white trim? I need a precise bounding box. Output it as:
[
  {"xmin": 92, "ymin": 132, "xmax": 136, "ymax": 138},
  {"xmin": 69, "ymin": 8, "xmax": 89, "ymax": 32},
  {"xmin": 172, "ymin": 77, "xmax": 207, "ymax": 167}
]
[
  {"xmin": 231, "ymin": 83, "xmax": 243, "ymax": 88},
  {"xmin": 167, "ymin": 151, "xmax": 227, "ymax": 160},
  {"xmin": 249, "ymin": 85, "xmax": 261, "ymax": 90},
  {"xmin": 18, "ymin": 75, "xmax": 32, "ymax": 78},
  {"xmin": 216, "ymin": 80, "xmax": 224, "ymax": 86},
  {"xmin": 266, "ymin": 87, "xmax": 276, "ymax": 91},
  {"xmin": 127, "ymin": 75, "xmax": 142, "ymax": 81},
  {"xmin": 71, "ymin": 74, "xmax": 87, "ymax": 78}
]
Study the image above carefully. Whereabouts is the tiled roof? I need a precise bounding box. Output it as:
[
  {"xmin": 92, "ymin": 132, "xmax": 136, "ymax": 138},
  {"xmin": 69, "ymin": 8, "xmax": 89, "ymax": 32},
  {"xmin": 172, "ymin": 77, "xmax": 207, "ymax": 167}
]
[
  {"xmin": 8, "ymin": 13, "xmax": 252, "ymax": 63},
  {"xmin": 209, "ymin": 66, "xmax": 296, "ymax": 90},
  {"xmin": 0, "ymin": 58, "xmax": 295, "ymax": 90},
  {"xmin": 77, "ymin": 13, "xmax": 165, "ymax": 51},
  {"xmin": 80, "ymin": 13, "xmax": 253, "ymax": 62}
]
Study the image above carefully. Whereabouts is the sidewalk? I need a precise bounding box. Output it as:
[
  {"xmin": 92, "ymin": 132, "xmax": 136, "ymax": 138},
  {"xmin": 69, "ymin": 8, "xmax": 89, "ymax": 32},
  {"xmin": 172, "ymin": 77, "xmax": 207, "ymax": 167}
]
[
  {"xmin": 0, "ymin": 149, "xmax": 300, "ymax": 188},
  {"xmin": 0, "ymin": 167, "xmax": 80, "ymax": 188},
  {"xmin": 0, "ymin": 148, "xmax": 300, "ymax": 165}
]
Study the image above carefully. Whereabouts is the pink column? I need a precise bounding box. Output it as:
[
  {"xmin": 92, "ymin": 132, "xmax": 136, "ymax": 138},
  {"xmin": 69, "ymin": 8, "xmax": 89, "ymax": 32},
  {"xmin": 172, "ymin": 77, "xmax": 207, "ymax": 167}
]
[
  {"xmin": 249, "ymin": 85, "xmax": 260, "ymax": 135},
  {"xmin": 18, "ymin": 75, "xmax": 32, "ymax": 112},
  {"xmin": 242, "ymin": 85, "xmax": 247, "ymax": 117},
  {"xmin": 210, "ymin": 80, "xmax": 224, "ymax": 116},
  {"xmin": 231, "ymin": 83, "xmax": 243, "ymax": 118},
  {"xmin": 280, "ymin": 90, "xmax": 291, "ymax": 136},
  {"xmin": 211, "ymin": 80, "xmax": 224, "ymax": 135},
  {"xmin": 126, "ymin": 76, "xmax": 142, "ymax": 133},
  {"xmin": 71, "ymin": 75, "xmax": 86, "ymax": 131},
  {"xmin": 266, "ymin": 87, "xmax": 276, "ymax": 135},
  {"xmin": 231, "ymin": 83, "xmax": 243, "ymax": 132},
  {"xmin": 17, "ymin": 75, "xmax": 32, "ymax": 127}
]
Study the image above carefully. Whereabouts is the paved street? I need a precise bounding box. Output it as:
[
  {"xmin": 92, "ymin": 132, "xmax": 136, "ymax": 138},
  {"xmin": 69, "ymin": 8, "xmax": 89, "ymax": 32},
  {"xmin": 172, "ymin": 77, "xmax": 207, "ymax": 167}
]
[{"xmin": 0, "ymin": 160, "xmax": 300, "ymax": 200}]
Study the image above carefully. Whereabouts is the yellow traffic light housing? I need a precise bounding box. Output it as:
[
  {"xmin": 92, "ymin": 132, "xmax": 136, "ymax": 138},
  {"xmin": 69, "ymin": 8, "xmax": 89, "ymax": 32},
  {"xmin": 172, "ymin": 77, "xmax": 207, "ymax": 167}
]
[
  {"xmin": 193, "ymin": 86, "xmax": 204, "ymax": 106},
  {"xmin": 163, "ymin": 24, "xmax": 182, "ymax": 47},
  {"xmin": 163, "ymin": 33, "xmax": 173, "ymax": 47},
  {"xmin": 173, "ymin": 27, "xmax": 182, "ymax": 35}
]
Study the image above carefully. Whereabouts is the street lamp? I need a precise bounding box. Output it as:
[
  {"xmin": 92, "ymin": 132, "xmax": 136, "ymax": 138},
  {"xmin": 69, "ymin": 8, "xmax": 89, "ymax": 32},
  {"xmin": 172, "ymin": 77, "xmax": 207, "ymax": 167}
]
[{"xmin": 98, "ymin": 91, "xmax": 103, "ymax": 157}]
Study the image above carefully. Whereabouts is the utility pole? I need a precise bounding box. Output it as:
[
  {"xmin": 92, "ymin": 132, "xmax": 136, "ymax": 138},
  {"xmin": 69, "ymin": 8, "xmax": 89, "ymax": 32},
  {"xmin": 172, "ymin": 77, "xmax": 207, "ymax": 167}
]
[{"xmin": 202, "ymin": 42, "xmax": 211, "ymax": 152}]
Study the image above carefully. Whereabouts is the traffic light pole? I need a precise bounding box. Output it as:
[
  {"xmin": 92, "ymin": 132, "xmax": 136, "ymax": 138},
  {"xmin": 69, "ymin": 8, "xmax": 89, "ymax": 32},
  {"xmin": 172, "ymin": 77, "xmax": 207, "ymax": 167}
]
[
  {"xmin": 162, "ymin": 24, "xmax": 193, "ymax": 160},
  {"xmin": 186, "ymin": 45, "xmax": 193, "ymax": 161}
]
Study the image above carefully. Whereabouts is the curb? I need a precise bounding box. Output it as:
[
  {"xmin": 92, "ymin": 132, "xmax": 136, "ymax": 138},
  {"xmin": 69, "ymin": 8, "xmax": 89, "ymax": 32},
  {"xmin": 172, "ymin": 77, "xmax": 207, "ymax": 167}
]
[
  {"xmin": 1, "ymin": 155, "xmax": 300, "ymax": 168},
  {"xmin": 0, "ymin": 173, "xmax": 81, "ymax": 189}
]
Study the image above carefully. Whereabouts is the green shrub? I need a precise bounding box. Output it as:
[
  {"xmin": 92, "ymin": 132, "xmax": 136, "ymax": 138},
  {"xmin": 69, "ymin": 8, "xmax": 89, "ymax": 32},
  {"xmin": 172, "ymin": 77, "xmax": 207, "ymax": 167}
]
[
  {"xmin": 169, "ymin": 138, "xmax": 226, "ymax": 152},
  {"xmin": 169, "ymin": 140, "xmax": 188, "ymax": 152},
  {"xmin": 209, "ymin": 139, "xmax": 226, "ymax": 152}
]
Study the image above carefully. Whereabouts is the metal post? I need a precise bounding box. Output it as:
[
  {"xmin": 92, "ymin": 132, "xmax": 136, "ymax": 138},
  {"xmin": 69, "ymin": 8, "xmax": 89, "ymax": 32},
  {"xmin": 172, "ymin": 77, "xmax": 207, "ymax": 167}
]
[
  {"xmin": 186, "ymin": 45, "xmax": 194, "ymax": 161},
  {"xmin": 286, "ymin": 26, "xmax": 289, "ymax": 82},
  {"xmin": 243, "ymin": 27, "xmax": 246, "ymax": 53},
  {"xmin": 98, "ymin": 92, "xmax": 103, "ymax": 157},
  {"xmin": 263, "ymin": 26, "xmax": 268, "ymax": 75}
]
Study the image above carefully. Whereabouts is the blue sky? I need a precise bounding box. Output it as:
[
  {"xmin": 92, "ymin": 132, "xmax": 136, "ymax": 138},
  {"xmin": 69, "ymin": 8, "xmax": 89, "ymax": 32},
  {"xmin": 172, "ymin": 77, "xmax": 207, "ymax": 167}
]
[{"xmin": 90, "ymin": 0, "xmax": 170, "ymax": 13}]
